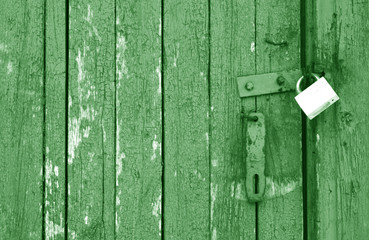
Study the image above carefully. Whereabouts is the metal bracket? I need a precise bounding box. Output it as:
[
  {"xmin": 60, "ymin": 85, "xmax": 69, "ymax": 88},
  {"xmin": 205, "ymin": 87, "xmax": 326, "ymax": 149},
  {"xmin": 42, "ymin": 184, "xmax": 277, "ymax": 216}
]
[
  {"xmin": 237, "ymin": 69, "xmax": 302, "ymax": 98},
  {"xmin": 245, "ymin": 112, "xmax": 266, "ymax": 202}
]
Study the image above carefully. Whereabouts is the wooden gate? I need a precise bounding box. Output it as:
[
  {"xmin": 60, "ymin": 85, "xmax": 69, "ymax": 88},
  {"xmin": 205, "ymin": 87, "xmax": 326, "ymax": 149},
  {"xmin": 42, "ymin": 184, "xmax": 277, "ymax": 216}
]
[{"xmin": 1, "ymin": 0, "xmax": 368, "ymax": 239}]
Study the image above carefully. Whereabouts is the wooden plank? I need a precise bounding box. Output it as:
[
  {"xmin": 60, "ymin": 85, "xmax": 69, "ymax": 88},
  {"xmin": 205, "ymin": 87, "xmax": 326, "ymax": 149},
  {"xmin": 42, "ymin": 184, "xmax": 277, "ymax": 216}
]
[
  {"xmin": 210, "ymin": 0, "xmax": 256, "ymax": 239},
  {"xmin": 0, "ymin": 1, "xmax": 44, "ymax": 239},
  {"xmin": 44, "ymin": 0, "xmax": 66, "ymax": 239},
  {"xmin": 307, "ymin": 0, "xmax": 369, "ymax": 239},
  {"xmin": 163, "ymin": 0, "xmax": 210, "ymax": 238},
  {"xmin": 255, "ymin": 0, "xmax": 303, "ymax": 239},
  {"xmin": 115, "ymin": 0, "xmax": 162, "ymax": 238},
  {"xmin": 67, "ymin": 1, "xmax": 115, "ymax": 238}
]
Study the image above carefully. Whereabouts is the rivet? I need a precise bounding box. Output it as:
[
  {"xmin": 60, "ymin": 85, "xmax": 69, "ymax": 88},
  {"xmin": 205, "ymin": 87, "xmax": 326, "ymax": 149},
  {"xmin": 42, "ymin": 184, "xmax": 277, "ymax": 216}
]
[
  {"xmin": 245, "ymin": 82, "xmax": 254, "ymax": 91},
  {"xmin": 276, "ymin": 76, "xmax": 285, "ymax": 85}
]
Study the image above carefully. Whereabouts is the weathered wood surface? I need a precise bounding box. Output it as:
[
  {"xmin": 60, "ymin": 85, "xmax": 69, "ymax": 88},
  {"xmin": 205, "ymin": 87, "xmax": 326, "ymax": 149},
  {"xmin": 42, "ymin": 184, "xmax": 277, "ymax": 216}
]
[
  {"xmin": 210, "ymin": 0, "xmax": 256, "ymax": 239},
  {"xmin": 45, "ymin": 0, "xmax": 66, "ymax": 239},
  {"xmin": 211, "ymin": 0, "xmax": 302, "ymax": 239},
  {"xmin": 115, "ymin": 0, "xmax": 162, "ymax": 238},
  {"xmin": 0, "ymin": 1, "xmax": 45, "ymax": 239},
  {"xmin": 68, "ymin": 1, "xmax": 115, "ymax": 239},
  {"xmin": 307, "ymin": 0, "xmax": 369, "ymax": 239},
  {"xmin": 163, "ymin": 0, "xmax": 210, "ymax": 238},
  {"xmin": 255, "ymin": 0, "xmax": 303, "ymax": 239}
]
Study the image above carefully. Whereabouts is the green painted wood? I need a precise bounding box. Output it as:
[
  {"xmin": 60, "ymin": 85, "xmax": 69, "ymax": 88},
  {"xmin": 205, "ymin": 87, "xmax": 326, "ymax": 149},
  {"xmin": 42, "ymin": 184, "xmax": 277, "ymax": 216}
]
[
  {"xmin": 255, "ymin": 0, "xmax": 303, "ymax": 239},
  {"xmin": 115, "ymin": 0, "xmax": 162, "ymax": 238},
  {"xmin": 44, "ymin": 0, "xmax": 66, "ymax": 239},
  {"xmin": 0, "ymin": 1, "xmax": 44, "ymax": 239},
  {"xmin": 163, "ymin": 0, "xmax": 210, "ymax": 238},
  {"xmin": 307, "ymin": 0, "xmax": 369, "ymax": 239},
  {"xmin": 68, "ymin": 1, "xmax": 115, "ymax": 239},
  {"xmin": 210, "ymin": 0, "xmax": 256, "ymax": 238}
]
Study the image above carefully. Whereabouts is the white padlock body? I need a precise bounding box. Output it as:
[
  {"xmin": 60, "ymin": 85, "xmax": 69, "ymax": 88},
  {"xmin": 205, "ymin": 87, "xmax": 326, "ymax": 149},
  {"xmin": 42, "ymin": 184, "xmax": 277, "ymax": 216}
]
[{"xmin": 295, "ymin": 77, "xmax": 339, "ymax": 119}]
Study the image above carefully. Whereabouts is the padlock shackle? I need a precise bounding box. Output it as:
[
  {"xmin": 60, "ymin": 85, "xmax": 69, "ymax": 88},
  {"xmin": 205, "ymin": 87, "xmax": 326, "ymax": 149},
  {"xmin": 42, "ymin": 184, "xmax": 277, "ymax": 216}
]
[{"xmin": 296, "ymin": 73, "xmax": 320, "ymax": 94}]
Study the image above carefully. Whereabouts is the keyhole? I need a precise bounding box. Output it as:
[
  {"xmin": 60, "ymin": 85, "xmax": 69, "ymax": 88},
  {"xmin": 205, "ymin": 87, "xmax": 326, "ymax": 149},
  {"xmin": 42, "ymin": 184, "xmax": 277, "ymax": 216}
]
[{"xmin": 254, "ymin": 174, "xmax": 259, "ymax": 194}]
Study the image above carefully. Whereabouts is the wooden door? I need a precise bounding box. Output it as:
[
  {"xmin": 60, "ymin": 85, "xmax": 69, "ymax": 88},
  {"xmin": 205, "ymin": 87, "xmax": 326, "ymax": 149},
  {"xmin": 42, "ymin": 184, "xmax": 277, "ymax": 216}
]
[{"xmin": 0, "ymin": 0, "xmax": 368, "ymax": 239}]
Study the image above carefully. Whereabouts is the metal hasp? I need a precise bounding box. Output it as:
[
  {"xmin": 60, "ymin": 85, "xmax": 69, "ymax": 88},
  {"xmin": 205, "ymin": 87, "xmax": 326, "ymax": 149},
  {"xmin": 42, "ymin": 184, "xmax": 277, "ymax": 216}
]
[
  {"xmin": 245, "ymin": 112, "xmax": 266, "ymax": 202},
  {"xmin": 237, "ymin": 69, "xmax": 302, "ymax": 98}
]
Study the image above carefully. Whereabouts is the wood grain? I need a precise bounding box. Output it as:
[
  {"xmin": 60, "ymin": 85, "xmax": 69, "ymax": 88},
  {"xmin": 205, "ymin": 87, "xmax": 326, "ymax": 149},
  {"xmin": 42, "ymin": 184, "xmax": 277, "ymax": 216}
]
[
  {"xmin": 67, "ymin": 1, "xmax": 115, "ymax": 238},
  {"xmin": 210, "ymin": 0, "xmax": 256, "ymax": 239},
  {"xmin": 163, "ymin": 0, "xmax": 210, "ymax": 238},
  {"xmin": 307, "ymin": 0, "xmax": 369, "ymax": 239},
  {"xmin": 115, "ymin": 0, "xmax": 162, "ymax": 238},
  {"xmin": 44, "ymin": 0, "xmax": 66, "ymax": 239},
  {"xmin": 255, "ymin": 0, "xmax": 303, "ymax": 239},
  {"xmin": 0, "ymin": 1, "xmax": 44, "ymax": 239}
]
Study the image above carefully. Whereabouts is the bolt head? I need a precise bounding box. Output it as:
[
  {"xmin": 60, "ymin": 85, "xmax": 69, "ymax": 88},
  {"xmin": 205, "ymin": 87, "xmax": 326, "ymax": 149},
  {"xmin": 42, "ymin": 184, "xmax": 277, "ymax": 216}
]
[
  {"xmin": 245, "ymin": 82, "xmax": 254, "ymax": 90},
  {"xmin": 277, "ymin": 76, "xmax": 286, "ymax": 85}
]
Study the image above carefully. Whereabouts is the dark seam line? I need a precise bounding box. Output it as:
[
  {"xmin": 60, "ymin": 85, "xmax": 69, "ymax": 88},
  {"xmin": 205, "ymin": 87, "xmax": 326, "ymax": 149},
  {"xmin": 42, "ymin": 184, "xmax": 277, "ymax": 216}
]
[
  {"xmin": 300, "ymin": 0, "xmax": 308, "ymax": 239},
  {"xmin": 65, "ymin": 0, "xmax": 69, "ymax": 239},
  {"xmin": 161, "ymin": 0, "xmax": 165, "ymax": 239},
  {"xmin": 114, "ymin": 0, "xmax": 117, "ymax": 239},
  {"xmin": 207, "ymin": 0, "xmax": 212, "ymax": 239},
  {"xmin": 42, "ymin": 0, "xmax": 47, "ymax": 239},
  {"xmin": 254, "ymin": 0, "xmax": 259, "ymax": 239}
]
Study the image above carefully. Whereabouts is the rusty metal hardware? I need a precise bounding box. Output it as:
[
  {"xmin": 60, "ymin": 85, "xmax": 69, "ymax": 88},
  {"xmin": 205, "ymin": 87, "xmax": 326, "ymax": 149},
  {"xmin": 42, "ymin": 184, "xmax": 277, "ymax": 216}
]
[
  {"xmin": 237, "ymin": 69, "xmax": 302, "ymax": 98},
  {"xmin": 245, "ymin": 112, "xmax": 266, "ymax": 202}
]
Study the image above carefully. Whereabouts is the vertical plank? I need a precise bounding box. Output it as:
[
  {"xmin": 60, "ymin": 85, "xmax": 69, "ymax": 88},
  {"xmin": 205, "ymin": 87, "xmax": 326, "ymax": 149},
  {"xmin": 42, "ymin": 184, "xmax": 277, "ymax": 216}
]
[
  {"xmin": 256, "ymin": 0, "xmax": 303, "ymax": 239},
  {"xmin": 308, "ymin": 0, "xmax": 369, "ymax": 239},
  {"xmin": 0, "ymin": 1, "xmax": 44, "ymax": 239},
  {"xmin": 115, "ymin": 0, "xmax": 162, "ymax": 238},
  {"xmin": 68, "ymin": 1, "xmax": 115, "ymax": 238},
  {"xmin": 163, "ymin": 0, "xmax": 210, "ymax": 238},
  {"xmin": 210, "ymin": 0, "xmax": 256, "ymax": 239},
  {"xmin": 45, "ymin": 0, "xmax": 66, "ymax": 239}
]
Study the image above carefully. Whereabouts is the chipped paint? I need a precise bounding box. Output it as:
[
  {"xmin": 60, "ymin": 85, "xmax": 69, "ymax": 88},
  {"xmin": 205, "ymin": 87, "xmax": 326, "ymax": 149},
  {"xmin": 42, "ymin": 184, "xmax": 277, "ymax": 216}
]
[
  {"xmin": 45, "ymin": 212, "xmax": 64, "ymax": 239},
  {"xmin": 151, "ymin": 135, "xmax": 161, "ymax": 161},
  {"xmin": 0, "ymin": 43, "xmax": 8, "ymax": 52},
  {"xmin": 156, "ymin": 58, "xmax": 161, "ymax": 94},
  {"xmin": 84, "ymin": 216, "xmax": 88, "ymax": 225},
  {"xmin": 251, "ymin": 42, "xmax": 255, "ymax": 52},
  {"xmin": 54, "ymin": 166, "xmax": 59, "ymax": 177},
  {"xmin": 212, "ymin": 228, "xmax": 217, "ymax": 240},
  {"xmin": 211, "ymin": 183, "xmax": 218, "ymax": 240},
  {"xmin": 68, "ymin": 46, "xmax": 97, "ymax": 164},
  {"xmin": 116, "ymin": 124, "xmax": 125, "ymax": 186},
  {"xmin": 235, "ymin": 183, "xmax": 243, "ymax": 200},
  {"xmin": 7, "ymin": 61, "xmax": 12, "ymax": 74},
  {"xmin": 264, "ymin": 177, "xmax": 301, "ymax": 199},
  {"xmin": 211, "ymin": 159, "xmax": 218, "ymax": 167}
]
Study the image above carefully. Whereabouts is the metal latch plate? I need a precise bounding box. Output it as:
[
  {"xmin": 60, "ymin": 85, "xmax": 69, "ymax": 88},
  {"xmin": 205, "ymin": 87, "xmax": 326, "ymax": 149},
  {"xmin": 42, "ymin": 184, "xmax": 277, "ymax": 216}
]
[{"xmin": 237, "ymin": 69, "xmax": 302, "ymax": 98}]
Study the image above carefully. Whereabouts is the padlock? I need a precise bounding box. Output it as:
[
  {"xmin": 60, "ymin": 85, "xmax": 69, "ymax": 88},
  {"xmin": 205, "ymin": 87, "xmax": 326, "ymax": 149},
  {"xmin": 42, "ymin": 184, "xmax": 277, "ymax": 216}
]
[{"xmin": 295, "ymin": 74, "xmax": 339, "ymax": 119}]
